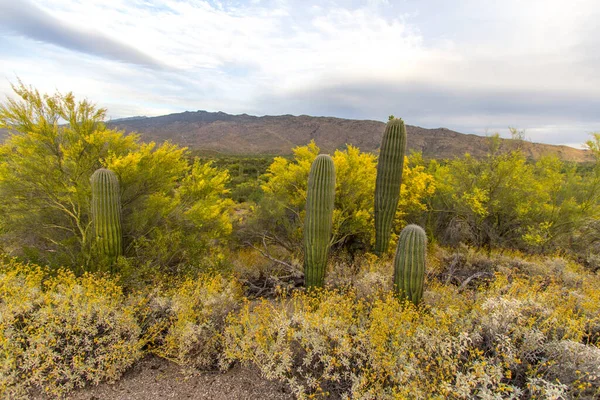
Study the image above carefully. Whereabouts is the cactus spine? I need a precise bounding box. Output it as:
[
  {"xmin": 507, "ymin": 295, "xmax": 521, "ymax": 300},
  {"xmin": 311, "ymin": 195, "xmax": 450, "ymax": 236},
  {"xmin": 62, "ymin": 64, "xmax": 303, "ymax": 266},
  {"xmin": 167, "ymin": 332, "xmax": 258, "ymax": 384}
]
[
  {"xmin": 393, "ymin": 224, "xmax": 426, "ymax": 305},
  {"xmin": 374, "ymin": 118, "xmax": 407, "ymax": 255},
  {"xmin": 304, "ymin": 154, "xmax": 336, "ymax": 288},
  {"xmin": 91, "ymin": 168, "xmax": 122, "ymax": 263}
]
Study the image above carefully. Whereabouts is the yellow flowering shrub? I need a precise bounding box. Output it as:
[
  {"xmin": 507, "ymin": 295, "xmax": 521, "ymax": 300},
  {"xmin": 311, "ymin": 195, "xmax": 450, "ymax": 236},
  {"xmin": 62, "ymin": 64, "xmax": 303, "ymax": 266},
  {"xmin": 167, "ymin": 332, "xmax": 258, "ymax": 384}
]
[
  {"xmin": 2, "ymin": 246, "xmax": 599, "ymax": 399},
  {"xmin": 223, "ymin": 247, "xmax": 600, "ymax": 399},
  {"xmin": 153, "ymin": 274, "xmax": 243, "ymax": 371},
  {"xmin": 0, "ymin": 260, "xmax": 142, "ymax": 399},
  {"xmin": 223, "ymin": 289, "xmax": 369, "ymax": 398},
  {"xmin": 0, "ymin": 260, "xmax": 46, "ymax": 399}
]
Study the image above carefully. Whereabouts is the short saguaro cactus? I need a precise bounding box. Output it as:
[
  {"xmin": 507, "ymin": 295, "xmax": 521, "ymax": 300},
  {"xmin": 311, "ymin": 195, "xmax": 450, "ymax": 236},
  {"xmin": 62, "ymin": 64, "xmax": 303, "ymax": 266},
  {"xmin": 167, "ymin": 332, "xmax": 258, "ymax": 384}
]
[
  {"xmin": 90, "ymin": 168, "xmax": 123, "ymax": 263},
  {"xmin": 393, "ymin": 224, "xmax": 426, "ymax": 305}
]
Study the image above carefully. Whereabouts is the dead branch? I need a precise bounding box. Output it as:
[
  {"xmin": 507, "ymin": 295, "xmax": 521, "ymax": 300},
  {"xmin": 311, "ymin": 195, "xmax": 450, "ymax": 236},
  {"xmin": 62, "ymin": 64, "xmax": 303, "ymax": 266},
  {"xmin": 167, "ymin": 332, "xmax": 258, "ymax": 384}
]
[
  {"xmin": 458, "ymin": 271, "xmax": 494, "ymax": 292},
  {"xmin": 245, "ymin": 236, "xmax": 303, "ymax": 278}
]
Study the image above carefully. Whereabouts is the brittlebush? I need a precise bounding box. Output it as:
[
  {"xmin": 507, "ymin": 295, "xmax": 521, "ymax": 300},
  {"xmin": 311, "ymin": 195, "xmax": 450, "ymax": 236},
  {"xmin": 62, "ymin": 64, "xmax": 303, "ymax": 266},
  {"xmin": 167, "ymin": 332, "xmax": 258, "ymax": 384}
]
[
  {"xmin": 0, "ymin": 260, "xmax": 142, "ymax": 398},
  {"xmin": 223, "ymin": 250, "xmax": 600, "ymax": 399}
]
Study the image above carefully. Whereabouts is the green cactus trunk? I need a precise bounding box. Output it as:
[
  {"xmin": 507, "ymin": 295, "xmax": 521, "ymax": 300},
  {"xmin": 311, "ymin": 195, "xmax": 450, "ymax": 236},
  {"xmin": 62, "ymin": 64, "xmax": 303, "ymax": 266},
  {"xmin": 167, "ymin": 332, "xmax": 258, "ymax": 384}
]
[
  {"xmin": 374, "ymin": 118, "xmax": 407, "ymax": 256},
  {"xmin": 393, "ymin": 224, "xmax": 426, "ymax": 305},
  {"xmin": 304, "ymin": 154, "xmax": 336, "ymax": 288},
  {"xmin": 91, "ymin": 168, "xmax": 122, "ymax": 263}
]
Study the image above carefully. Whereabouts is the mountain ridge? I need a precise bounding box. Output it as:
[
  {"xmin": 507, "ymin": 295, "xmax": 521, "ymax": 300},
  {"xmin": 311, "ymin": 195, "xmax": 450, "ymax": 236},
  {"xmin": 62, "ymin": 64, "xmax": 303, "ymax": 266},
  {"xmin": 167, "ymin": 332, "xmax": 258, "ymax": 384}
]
[
  {"xmin": 0, "ymin": 110, "xmax": 593, "ymax": 162},
  {"xmin": 106, "ymin": 110, "xmax": 593, "ymax": 162}
]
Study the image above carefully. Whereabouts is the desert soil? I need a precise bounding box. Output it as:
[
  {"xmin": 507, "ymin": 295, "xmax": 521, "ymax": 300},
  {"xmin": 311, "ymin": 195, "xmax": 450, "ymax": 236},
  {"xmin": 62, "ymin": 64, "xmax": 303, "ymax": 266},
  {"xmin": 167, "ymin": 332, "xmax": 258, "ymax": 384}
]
[{"xmin": 46, "ymin": 356, "xmax": 293, "ymax": 400}]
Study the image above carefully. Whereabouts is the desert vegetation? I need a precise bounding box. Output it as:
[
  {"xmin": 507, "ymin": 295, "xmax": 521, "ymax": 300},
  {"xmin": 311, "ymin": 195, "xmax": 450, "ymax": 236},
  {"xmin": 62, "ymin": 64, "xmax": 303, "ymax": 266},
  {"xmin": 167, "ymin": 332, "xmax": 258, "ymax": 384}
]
[{"xmin": 1, "ymin": 83, "xmax": 599, "ymax": 399}]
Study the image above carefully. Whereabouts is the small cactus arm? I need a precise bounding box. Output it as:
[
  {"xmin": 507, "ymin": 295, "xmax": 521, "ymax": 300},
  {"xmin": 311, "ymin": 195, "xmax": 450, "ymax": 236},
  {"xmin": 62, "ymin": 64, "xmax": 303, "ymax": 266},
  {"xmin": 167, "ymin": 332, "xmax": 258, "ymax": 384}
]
[
  {"xmin": 90, "ymin": 168, "xmax": 123, "ymax": 262},
  {"xmin": 303, "ymin": 154, "xmax": 336, "ymax": 288},
  {"xmin": 393, "ymin": 224, "xmax": 426, "ymax": 305},
  {"xmin": 374, "ymin": 118, "xmax": 407, "ymax": 256}
]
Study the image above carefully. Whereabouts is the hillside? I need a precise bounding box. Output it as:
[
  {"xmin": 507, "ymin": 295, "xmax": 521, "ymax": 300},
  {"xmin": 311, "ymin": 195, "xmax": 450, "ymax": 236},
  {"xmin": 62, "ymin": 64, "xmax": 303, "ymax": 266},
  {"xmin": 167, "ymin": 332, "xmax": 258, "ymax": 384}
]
[
  {"xmin": 1, "ymin": 111, "xmax": 594, "ymax": 161},
  {"xmin": 106, "ymin": 111, "xmax": 593, "ymax": 161}
]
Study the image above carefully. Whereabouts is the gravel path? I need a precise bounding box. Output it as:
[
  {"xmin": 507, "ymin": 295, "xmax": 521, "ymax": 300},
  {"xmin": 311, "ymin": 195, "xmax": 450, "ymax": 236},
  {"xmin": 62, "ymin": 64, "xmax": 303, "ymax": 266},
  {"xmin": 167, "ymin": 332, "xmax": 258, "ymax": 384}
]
[{"xmin": 65, "ymin": 356, "xmax": 293, "ymax": 400}]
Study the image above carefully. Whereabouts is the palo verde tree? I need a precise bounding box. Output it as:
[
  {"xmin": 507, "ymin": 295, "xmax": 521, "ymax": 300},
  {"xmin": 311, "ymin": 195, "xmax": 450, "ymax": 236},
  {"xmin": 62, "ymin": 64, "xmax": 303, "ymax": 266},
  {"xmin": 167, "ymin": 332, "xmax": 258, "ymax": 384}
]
[
  {"xmin": 0, "ymin": 81, "xmax": 137, "ymax": 267},
  {"xmin": 0, "ymin": 81, "xmax": 232, "ymax": 272},
  {"xmin": 425, "ymin": 135, "xmax": 598, "ymax": 253}
]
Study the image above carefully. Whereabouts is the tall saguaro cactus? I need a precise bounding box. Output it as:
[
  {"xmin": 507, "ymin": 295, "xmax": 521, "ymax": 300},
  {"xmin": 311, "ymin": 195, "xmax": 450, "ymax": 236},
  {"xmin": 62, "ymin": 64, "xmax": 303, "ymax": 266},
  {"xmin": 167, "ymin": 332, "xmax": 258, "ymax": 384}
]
[
  {"xmin": 374, "ymin": 118, "xmax": 407, "ymax": 255},
  {"xmin": 91, "ymin": 168, "xmax": 122, "ymax": 263},
  {"xmin": 393, "ymin": 224, "xmax": 426, "ymax": 305},
  {"xmin": 304, "ymin": 154, "xmax": 336, "ymax": 288}
]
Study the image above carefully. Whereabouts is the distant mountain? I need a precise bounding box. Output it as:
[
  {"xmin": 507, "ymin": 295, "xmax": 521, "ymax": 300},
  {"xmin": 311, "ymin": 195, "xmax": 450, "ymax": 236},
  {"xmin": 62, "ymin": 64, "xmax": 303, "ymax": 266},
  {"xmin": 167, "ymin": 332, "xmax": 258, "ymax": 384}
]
[
  {"xmin": 109, "ymin": 116, "xmax": 149, "ymax": 123},
  {"xmin": 106, "ymin": 111, "xmax": 593, "ymax": 162},
  {"xmin": 0, "ymin": 110, "xmax": 593, "ymax": 162}
]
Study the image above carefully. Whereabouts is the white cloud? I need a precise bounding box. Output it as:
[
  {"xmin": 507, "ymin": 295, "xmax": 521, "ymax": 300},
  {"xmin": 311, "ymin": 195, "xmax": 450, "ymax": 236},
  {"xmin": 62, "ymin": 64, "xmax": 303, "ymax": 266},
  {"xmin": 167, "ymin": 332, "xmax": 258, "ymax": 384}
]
[{"xmin": 0, "ymin": 0, "xmax": 599, "ymax": 146}]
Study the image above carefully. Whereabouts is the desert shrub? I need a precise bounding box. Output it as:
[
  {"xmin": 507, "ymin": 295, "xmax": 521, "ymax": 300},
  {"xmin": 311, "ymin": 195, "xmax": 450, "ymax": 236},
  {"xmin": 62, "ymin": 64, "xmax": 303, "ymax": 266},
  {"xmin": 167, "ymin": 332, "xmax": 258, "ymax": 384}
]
[
  {"xmin": 525, "ymin": 377, "xmax": 568, "ymax": 399},
  {"xmin": 223, "ymin": 249, "xmax": 600, "ymax": 399},
  {"xmin": 152, "ymin": 274, "xmax": 243, "ymax": 371},
  {"xmin": 425, "ymin": 146, "xmax": 599, "ymax": 254},
  {"xmin": 229, "ymin": 246, "xmax": 304, "ymax": 297},
  {"xmin": 222, "ymin": 289, "xmax": 368, "ymax": 398},
  {"xmin": 0, "ymin": 260, "xmax": 46, "ymax": 398},
  {"xmin": 108, "ymin": 154, "xmax": 234, "ymax": 274},
  {"xmin": 325, "ymin": 252, "xmax": 392, "ymax": 298},
  {"xmin": 540, "ymin": 340, "xmax": 600, "ymax": 398},
  {"xmin": 0, "ymin": 260, "xmax": 142, "ymax": 398},
  {"xmin": 0, "ymin": 82, "xmax": 233, "ymax": 273},
  {"xmin": 355, "ymin": 293, "xmax": 519, "ymax": 399},
  {"xmin": 222, "ymin": 289, "xmax": 520, "ymax": 399}
]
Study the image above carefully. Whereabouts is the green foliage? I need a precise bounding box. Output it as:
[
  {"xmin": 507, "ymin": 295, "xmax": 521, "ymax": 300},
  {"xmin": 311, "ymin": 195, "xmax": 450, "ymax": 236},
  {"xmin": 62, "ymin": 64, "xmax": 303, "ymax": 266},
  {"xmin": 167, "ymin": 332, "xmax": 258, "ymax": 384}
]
[
  {"xmin": 585, "ymin": 132, "xmax": 600, "ymax": 159},
  {"xmin": 202, "ymin": 155, "xmax": 275, "ymax": 203},
  {"xmin": 425, "ymin": 146, "xmax": 598, "ymax": 252},
  {"xmin": 90, "ymin": 168, "xmax": 122, "ymax": 268},
  {"xmin": 107, "ymin": 151, "xmax": 234, "ymax": 273},
  {"xmin": 303, "ymin": 154, "xmax": 336, "ymax": 288},
  {"xmin": 374, "ymin": 118, "xmax": 407, "ymax": 255},
  {"xmin": 0, "ymin": 82, "xmax": 137, "ymax": 267},
  {"xmin": 0, "ymin": 82, "xmax": 233, "ymax": 273},
  {"xmin": 393, "ymin": 224, "xmax": 426, "ymax": 304}
]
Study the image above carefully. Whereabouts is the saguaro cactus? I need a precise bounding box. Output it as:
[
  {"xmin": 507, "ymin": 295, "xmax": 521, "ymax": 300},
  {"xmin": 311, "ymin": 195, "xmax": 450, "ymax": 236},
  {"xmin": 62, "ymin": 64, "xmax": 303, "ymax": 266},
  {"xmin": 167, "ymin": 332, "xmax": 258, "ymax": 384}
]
[
  {"xmin": 374, "ymin": 118, "xmax": 407, "ymax": 255},
  {"xmin": 91, "ymin": 168, "xmax": 122, "ymax": 262},
  {"xmin": 393, "ymin": 224, "xmax": 426, "ymax": 305},
  {"xmin": 304, "ymin": 154, "xmax": 336, "ymax": 288}
]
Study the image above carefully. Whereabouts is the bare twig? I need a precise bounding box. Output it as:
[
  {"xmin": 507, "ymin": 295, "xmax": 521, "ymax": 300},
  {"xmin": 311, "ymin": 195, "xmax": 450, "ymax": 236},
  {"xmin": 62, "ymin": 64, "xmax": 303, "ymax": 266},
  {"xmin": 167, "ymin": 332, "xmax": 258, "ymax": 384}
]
[
  {"xmin": 458, "ymin": 271, "xmax": 494, "ymax": 292},
  {"xmin": 445, "ymin": 253, "xmax": 461, "ymax": 284},
  {"xmin": 245, "ymin": 236, "xmax": 303, "ymax": 278}
]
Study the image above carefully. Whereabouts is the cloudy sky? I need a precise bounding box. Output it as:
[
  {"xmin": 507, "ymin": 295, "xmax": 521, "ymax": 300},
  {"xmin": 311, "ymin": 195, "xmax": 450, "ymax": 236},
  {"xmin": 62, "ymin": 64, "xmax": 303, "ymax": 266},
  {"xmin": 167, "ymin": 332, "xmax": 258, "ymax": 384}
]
[{"xmin": 1, "ymin": 0, "xmax": 599, "ymax": 147}]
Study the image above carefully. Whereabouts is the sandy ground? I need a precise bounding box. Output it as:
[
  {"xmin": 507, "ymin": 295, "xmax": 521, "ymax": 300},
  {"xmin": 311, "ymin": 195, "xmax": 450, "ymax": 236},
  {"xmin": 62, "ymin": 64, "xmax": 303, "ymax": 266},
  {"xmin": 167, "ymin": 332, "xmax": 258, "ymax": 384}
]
[{"xmin": 59, "ymin": 356, "xmax": 293, "ymax": 400}]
